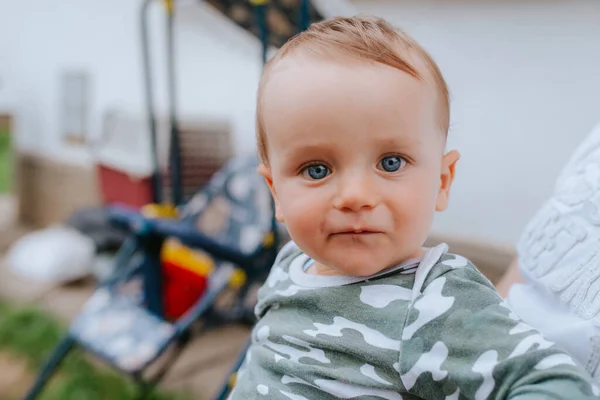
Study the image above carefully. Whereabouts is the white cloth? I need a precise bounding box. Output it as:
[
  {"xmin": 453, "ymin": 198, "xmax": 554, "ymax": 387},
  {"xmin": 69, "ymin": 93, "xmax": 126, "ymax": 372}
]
[
  {"xmin": 508, "ymin": 121, "xmax": 600, "ymax": 381},
  {"xmin": 6, "ymin": 225, "xmax": 95, "ymax": 283}
]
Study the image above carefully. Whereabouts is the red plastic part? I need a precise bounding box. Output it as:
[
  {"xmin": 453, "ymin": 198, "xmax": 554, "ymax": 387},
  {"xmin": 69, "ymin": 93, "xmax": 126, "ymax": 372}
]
[{"xmin": 161, "ymin": 260, "xmax": 209, "ymax": 320}]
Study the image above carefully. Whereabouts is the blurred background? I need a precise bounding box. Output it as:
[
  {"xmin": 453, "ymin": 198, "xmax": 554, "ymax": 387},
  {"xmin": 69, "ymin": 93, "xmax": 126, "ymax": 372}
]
[{"xmin": 0, "ymin": 0, "xmax": 599, "ymax": 399}]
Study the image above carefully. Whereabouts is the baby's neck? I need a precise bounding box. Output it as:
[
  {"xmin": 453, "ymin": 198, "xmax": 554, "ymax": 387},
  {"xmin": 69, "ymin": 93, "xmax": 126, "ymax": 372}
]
[
  {"xmin": 306, "ymin": 248, "xmax": 426, "ymax": 277},
  {"xmin": 306, "ymin": 262, "xmax": 345, "ymax": 276}
]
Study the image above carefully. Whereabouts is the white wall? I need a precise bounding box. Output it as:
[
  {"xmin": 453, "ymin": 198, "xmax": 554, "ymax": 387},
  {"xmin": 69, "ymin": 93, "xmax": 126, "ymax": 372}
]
[
  {"xmin": 0, "ymin": 0, "xmax": 264, "ymax": 166},
  {"xmin": 175, "ymin": 2, "xmax": 265, "ymax": 154},
  {"xmin": 352, "ymin": 0, "xmax": 600, "ymax": 246}
]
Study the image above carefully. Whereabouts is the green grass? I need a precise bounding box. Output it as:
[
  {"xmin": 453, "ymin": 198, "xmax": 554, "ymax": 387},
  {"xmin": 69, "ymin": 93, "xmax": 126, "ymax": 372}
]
[
  {"xmin": 0, "ymin": 131, "xmax": 12, "ymax": 193},
  {"xmin": 0, "ymin": 302, "xmax": 191, "ymax": 400}
]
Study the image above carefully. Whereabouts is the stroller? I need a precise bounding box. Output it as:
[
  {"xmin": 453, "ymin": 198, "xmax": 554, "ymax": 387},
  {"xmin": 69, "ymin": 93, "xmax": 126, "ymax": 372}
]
[{"xmin": 23, "ymin": 155, "xmax": 281, "ymax": 400}]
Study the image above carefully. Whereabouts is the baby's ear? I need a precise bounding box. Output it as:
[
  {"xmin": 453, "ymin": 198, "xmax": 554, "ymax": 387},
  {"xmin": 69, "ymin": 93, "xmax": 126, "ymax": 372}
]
[
  {"xmin": 257, "ymin": 163, "xmax": 284, "ymax": 222},
  {"xmin": 435, "ymin": 150, "xmax": 460, "ymax": 212}
]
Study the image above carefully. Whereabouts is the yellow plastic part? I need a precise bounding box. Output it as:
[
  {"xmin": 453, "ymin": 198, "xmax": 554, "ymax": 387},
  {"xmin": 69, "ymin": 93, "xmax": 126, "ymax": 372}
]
[
  {"xmin": 228, "ymin": 372, "xmax": 238, "ymax": 388},
  {"xmin": 162, "ymin": 0, "xmax": 174, "ymax": 14},
  {"xmin": 161, "ymin": 238, "xmax": 216, "ymax": 277},
  {"xmin": 262, "ymin": 232, "xmax": 274, "ymax": 248},
  {"xmin": 141, "ymin": 203, "xmax": 178, "ymax": 219},
  {"xmin": 229, "ymin": 268, "xmax": 247, "ymax": 289},
  {"xmin": 250, "ymin": 0, "xmax": 269, "ymax": 5}
]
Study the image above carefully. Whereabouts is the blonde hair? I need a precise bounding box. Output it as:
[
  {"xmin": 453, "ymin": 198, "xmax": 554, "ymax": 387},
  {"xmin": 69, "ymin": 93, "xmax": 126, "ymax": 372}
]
[{"xmin": 256, "ymin": 15, "xmax": 450, "ymax": 163}]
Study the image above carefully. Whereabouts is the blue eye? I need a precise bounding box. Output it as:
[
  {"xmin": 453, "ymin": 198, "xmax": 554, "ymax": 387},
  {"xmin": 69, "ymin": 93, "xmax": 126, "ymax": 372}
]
[
  {"xmin": 304, "ymin": 164, "xmax": 330, "ymax": 180},
  {"xmin": 379, "ymin": 156, "xmax": 405, "ymax": 172}
]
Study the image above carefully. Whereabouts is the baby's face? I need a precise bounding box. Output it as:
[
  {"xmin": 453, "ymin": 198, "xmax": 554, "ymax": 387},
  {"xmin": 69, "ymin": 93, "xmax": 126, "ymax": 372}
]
[{"xmin": 259, "ymin": 54, "xmax": 459, "ymax": 276}]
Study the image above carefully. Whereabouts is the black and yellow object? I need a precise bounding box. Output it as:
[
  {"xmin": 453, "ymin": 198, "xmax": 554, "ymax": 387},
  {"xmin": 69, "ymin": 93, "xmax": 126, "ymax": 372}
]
[
  {"xmin": 140, "ymin": 203, "xmax": 179, "ymax": 219},
  {"xmin": 228, "ymin": 372, "xmax": 238, "ymax": 389},
  {"xmin": 262, "ymin": 232, "xmax": 275, "ymax": 248},
  {"xmin": 299, "ymin": 0, "xmax": 310, "ymax": 31},
  {"xmin": 162, "ymin": 0, "xmax": 174, "ymax": 14},
  {"xmin": 229, "ymin": 268, "xmax": 247, "ymax": 289},
  {"xmin": 250, "ymin": 0, "xmax": 270, "ymax": 66}
]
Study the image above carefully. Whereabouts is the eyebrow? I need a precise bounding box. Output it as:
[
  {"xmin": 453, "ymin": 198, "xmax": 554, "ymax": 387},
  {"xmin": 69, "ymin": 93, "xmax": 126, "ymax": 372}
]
[
  {"xmin": 277, "ymin": 131, "xmax": 422, "ymax": 160},
  {"xmin": 374, "ymin": 135, "xmax": 422, "ymax": 150},
  {"xmin": 280, "ymin": 143, "xmax": 330, "ymax": 160}
]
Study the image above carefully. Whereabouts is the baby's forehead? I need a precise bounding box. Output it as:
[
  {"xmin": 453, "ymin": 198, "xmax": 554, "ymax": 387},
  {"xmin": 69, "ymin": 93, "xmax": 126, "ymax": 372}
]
[
  {"xmin": 264, "ymin": 52, "xmax": 439, "ymax": 113},
  {"xmin": 262, "ymin": 66, "xmax": 443, "ymax": 157},
  {"xmin": 263, "ymin": 55, "xmax": 438, "ymax": 124},
  {"xmin": 267, "ymin": 50, "xmax": 429, "ymax": 86}
]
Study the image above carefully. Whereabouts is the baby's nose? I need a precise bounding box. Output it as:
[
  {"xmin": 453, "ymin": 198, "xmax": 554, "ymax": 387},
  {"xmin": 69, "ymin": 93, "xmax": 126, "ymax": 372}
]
[{"xmin": 333, "ymin": 174, "xmax": 379, "ymax": 212}]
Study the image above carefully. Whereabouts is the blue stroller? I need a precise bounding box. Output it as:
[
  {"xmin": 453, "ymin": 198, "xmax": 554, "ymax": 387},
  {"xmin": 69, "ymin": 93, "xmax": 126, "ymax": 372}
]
[{"xmin": 23, "ymin": 155, "xmax": 280, "ymax": 400}]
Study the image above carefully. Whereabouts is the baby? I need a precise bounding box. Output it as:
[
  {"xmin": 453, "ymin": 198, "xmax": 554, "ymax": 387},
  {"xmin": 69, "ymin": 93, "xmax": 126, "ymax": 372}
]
[{"xmin": 228, "ymin": 16, "xmax": 598, "ymax": 399}]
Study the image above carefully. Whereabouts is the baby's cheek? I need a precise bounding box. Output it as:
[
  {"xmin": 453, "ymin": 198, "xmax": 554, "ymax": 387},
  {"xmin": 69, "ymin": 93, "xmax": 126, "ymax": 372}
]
[
  {"xmin": 392, "ymin": 191, "xmax": 435, "ymax": 231},
  {"xmin": 279, "ymin": 193, "xmax": 314, "ymax": 225},
  {"xmin": 281, "ymin": 208, "xmax": 322, "ymax": 258},
  {"xmin": 407, "ymin": 199, "xmax": 437, "ymax": 241}
]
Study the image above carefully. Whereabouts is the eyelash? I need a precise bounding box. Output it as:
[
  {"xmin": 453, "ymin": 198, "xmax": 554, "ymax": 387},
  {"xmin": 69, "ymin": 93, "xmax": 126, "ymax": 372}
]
[
  {"xmin": 299, "ymin": 161, "xmax": 330, "ymax": 179},
  {"xmin": 380, "ymin": 153, "xmax": 409, "ymax": 163}
]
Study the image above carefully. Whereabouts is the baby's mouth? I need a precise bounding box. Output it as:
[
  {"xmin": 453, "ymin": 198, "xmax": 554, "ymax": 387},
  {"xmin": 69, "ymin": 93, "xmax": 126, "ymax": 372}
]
[{"xmin": 332, "ymin": 228, "xmax": 383, "ymax": 236}]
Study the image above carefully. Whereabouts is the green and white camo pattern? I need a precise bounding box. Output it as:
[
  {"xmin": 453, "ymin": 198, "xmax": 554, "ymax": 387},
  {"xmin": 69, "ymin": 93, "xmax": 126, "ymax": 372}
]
[{"xmin": 229, "ymin": 242, "xmax": 599, "ymax": 399}]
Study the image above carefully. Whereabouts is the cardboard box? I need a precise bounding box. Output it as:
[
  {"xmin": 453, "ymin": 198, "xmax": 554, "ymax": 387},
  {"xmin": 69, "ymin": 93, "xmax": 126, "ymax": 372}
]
[{"xmin": 16, "ymin": 152, "xmax": 100, "ymax": 227}]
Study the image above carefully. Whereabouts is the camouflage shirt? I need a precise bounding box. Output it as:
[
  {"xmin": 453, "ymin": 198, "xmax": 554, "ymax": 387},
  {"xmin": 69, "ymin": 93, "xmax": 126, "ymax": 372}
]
[{"xmin": 229, "ymin": 241, "xmax": 599, "ymax": 399}]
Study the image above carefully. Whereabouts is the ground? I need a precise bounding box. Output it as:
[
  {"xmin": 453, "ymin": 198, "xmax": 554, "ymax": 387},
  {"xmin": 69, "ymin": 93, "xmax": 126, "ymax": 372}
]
[{"xmin": 0, "ymin": 131, "xmax": 11, "ymax": 194}]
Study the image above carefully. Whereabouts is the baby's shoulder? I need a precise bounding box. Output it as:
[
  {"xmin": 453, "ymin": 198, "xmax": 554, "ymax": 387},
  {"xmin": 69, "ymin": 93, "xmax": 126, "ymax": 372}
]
[
  {"xmin": 419, "ymin": 252, "xmax": 497, "ymax": 298},
  {"xmin": 263, "ymin": 240, "xmax": 303, "ymax": 280}
]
